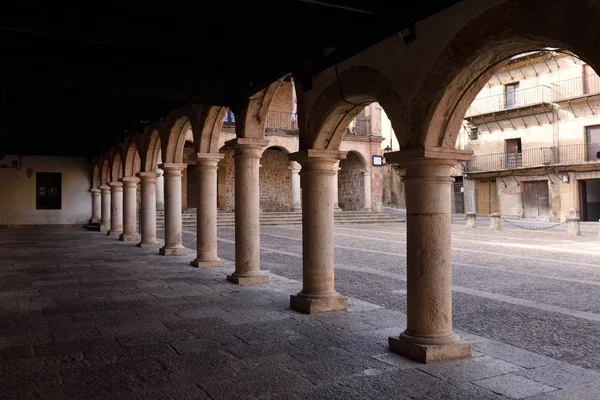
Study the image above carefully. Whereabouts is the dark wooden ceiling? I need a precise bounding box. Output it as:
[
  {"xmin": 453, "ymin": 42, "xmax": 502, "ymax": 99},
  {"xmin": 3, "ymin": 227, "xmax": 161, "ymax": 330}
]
[{"xmin": 0, "ymin": 1, "xmax": 463, "ymax": 158}]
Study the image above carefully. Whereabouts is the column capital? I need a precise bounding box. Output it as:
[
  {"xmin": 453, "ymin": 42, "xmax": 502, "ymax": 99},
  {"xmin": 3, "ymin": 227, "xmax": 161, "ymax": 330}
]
[
  {"xmin": 193, "ymin": 152, "xmax": 225, "ymax": 166},
  {"xmin": 90, "ymin": 188, "xmax": 101, "ymax": 193},
  {"xmin": 108, "ymin": 181, "xmax": 123, "ymax": 189},
  {"xmin": 99, "ymin": 184, "xmax": 110, "ymax": 191},
  {"xmin": 224, "ymin": 138, "xmax": 270, "ymax": 150},
  {"xmin": 384, "ymin": 146, "xmax": 472, "ymax": 167},
  {"xmin": 121, "ymin": 176, "xmax": 140, "ymax": 185},
  {"xmin": 288, "ymin": 161, "xmax": 301, "ymax": 172},
  {"xmin": 289, "ymin": 149, "xmax": 347, "ymax": 165},
  {"xmin": 158, "ymin": 163, "xmax": 187, "ymax": 173},
  {"xmin": 136, "ymin": 171, "xmax": 161, "ymax": 180}
]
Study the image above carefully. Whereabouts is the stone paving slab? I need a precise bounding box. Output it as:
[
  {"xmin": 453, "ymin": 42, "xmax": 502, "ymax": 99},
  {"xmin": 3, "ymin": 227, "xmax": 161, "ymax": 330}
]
[{"xmin": 1, "ymin": 228, "xmax": 600, "ymax": 399}]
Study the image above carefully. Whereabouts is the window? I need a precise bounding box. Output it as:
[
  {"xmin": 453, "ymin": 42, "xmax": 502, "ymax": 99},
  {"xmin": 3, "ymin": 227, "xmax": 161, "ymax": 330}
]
[
  {"xmin": 469, "ymin": 127, "xmax": 479, "ymax": 140},
  {"xmin": 36, "ymin": 172, "xmax": 62, "ymax": 210},
  {"xmin": 505, "ymin": 82, "xmax": 520, "ymax": 108}
]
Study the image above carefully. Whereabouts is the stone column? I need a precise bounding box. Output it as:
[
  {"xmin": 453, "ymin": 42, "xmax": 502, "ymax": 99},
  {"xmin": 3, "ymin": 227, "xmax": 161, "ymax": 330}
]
[
  {"xmin": 90, "ymin": 188, "xmax": 101, "ymax": 224},
  {"xmin": 290, "ymin": 161, "xmax": 302, "ymax": 212},
  {"xmin": 363, "ymin": 169, "xmax": 372, "ymax": 210},
  {"xmin": 386, "ymin": 147, "xmax": 472, "ymax": 363},
  {"xmin": 288, "ymin": 149, "xmax": 348, "ymax": 313},
  {"xmin": 159, "ymin": 163, "xmax": 187, "ymax": 256},
  {"xmin": 99, "ymin": 185, "xmax": 111, "ymax": 233},
  {"xmin": 191, "ymin": 153, "xmax": 225, "ymax": 267},
  {"xmin": 156, "ymin": 168, "xmax": 165, "ymax": 210},
  {"xmin": 333, "ymin": 161, "xmax": 341, "ymax": 211},
  {"xmin": 225, "ymin": 138, "xmax": 270, "ymax": 285},
  {"xmin": 119, "ymin": 177, "xmax": 140, "ymax": 241},
  {"xmin": 136, "ymin": 171, "xmax": 161, "ymax": 248},
  {"xmin": 108, "ymin": 182, "xmax": 123, "ymax": 237}
]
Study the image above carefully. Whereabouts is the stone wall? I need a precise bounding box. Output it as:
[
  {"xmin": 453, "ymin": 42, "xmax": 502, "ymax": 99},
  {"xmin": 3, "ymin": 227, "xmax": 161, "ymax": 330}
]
[
  {"xmin": 0, "ymin": 155, "xmax": 91, "ymax": 226},
  {"xmin": 338, "ymin": 152, "xmax": 365, "ymax": 210},
  {"xmin": 259, "ymin": 148, "xmax": 292, "ymax": 211}
]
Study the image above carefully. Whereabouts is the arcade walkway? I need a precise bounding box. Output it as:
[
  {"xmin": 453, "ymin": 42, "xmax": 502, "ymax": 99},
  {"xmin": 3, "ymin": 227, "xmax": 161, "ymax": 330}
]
[{"xmin": 2, "ymin": 227, "xmax": 600, "ymax": 399}]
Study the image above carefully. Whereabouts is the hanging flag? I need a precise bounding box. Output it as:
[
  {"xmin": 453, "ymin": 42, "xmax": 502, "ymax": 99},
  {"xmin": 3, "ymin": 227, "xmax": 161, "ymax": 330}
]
[{"xmin": 291, "ymin": 77, "xmax": 297, "ymax": 121}]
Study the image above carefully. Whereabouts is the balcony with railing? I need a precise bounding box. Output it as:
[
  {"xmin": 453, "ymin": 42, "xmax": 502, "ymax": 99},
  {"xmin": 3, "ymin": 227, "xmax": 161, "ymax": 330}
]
[
  {"xmin": 551, "ymin": 73, "xmax": 600, "ymax": 101},
  {"xmin": 464, "ymin": 72, "xmax": 600, "ymax": 118},
  {"xmin": 464, "ymin": 143, "xmax": 600, "ymax": 173},
  {"xmin": 222, "ymin": 111, "xmax": 374, "ymax": 136},
  {"xmin": 222, "ymin": 110, "xmax": 299, "ymax": 132},
  {"xmin": 345, "ymin": 118, "xmax": 371, "ymax": 136},
  {"xmin": 464, "ymin": 85, "xmax": 554, "ymax": 118}
]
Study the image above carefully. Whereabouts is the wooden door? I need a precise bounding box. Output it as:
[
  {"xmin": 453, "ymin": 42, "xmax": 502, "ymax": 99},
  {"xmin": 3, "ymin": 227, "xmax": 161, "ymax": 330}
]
[
  {"xmin": 523, "ymin": 180, "xmax": 549, "ymax": 219},
  {"xmin": 537, "ymin": 181, "xmax": 549, "ymax": 219},
  {"xmin": 489, "ymin": 179, "xmax": 499, "ymax": 214},
  {"xmin": 477, "ymin": 179, "xmax": 490, "ymax": 214},
  {"xmin": 579, "ymin": 180, "xmax": 588, "ymax": 221},
  {"xmin": 585, "ymin": 125, "xmax": 600, "ymax": 161},
  {"xmin": 505, "ymin": 138, "xmax": 522, "ymax": 168}
]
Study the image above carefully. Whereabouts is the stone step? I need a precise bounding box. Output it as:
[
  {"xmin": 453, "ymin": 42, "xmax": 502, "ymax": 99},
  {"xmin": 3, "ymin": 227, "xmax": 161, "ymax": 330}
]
[{"xmin": 155, "ymin": 210, "xmax": 404, "ymax": 229}]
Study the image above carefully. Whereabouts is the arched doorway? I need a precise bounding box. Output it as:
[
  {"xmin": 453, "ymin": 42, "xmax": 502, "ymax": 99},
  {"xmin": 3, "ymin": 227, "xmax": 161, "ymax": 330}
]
[
  {"xmin": 259, "ymin": 146, "xmax": 292, "ymax": 211},
  {"xmin": 338, "ymin": 151, "xmax": 366, "ymax": 211}
]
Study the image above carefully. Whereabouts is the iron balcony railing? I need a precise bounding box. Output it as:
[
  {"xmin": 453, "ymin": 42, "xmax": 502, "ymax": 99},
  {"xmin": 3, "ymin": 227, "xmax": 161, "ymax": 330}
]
[
  {"xmin": 345, "ymin": 118, "xmax": 371, "ymax": 136},
  {"xmin": 551, "ymin": 73, "xmax": 600, "ymax": 101},
  {"xmin": 465, "ymin": 85, "xmax": 554, "ymax": 117},
  {"xmin": 222, "ymin": 110, "xmax": 299, "ymax": 131},
  {"xmin": 464, "ymin": 73, "xmax": 600, "ymax": 118},
  {"xmin": 464, "ymin": 143, "xmax": 600, "ymax": 173},
  {"xmin": 222, "ymin": 111, "xmax": 372, "ymax": 135}
]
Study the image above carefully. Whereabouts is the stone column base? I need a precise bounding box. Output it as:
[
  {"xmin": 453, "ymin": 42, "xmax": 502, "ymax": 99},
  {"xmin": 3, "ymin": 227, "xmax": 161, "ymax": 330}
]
[
  {"xmin": 226, "ymin": 273, "xmax": 269, "ymax": 286},
  {"xmin": 108, "ymin": 230, "xmax": 123, "ymax": 237},
  {"xmin": 90, "ymin": 217, "xmax": 101, "ymax": 224},
  {"xmin": 100, "ymin": 225, "xmax": 110, "ymax": 234},
  {"xmin": 119, "ymin": 233, "xmax": 140, "ymax": 242},
  {"xmin": 388, "ymin": 337, "xmax": 472, "ymax": 363},
  {"xmin": 190, "ymin": 258, "xmax": 224, "ymax": 268},
  {"xmin": 137, "ymin": 241, "xmax": 161, "ymax": 248},
  {"xmin": 159, "ymin": 246, "xmax": 187, "ymax": 256},
  {"xmin": 290, "ymin": 294, "xmax": 348, "ymax": 314}
]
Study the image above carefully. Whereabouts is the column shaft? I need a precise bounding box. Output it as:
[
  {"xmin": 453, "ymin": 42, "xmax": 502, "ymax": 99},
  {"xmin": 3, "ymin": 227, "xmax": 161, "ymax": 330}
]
[
  {"xmin": 119, "ymin": 177, "xmax": 140, "ymax": 241},
  {"xmin": 289, "ymin": 149, "xmax": 348, "ymax": 313},
  {"xmin": 90, "ymin": 188, "xmax": 101, "ymax": 224},
  {"xmin": 226, "ymin": 138, "xmax": 270, "ymax": 285},
  {"xmin": 159, "ymin": 163, "xmax": 187, "ymax": 256},
  {"xmin": 333, "ymin": 161, "xmax": 341, "ymax": 211},
  {"xmin": 385, "ymin": 149, "xmax": 472, "ymax": 363},
  {"xmin": 99, "ymin": 185, "xmax": 111, "ymax": 233},
  {"xmin": 137, "ymin": 172, "xmax": 160, "ymax": 248},
  {"xmin": 108, "ymin": 182, "xmax": 123, "ymax": 237},
  {"xmin": 363, "ymin": 170, "xmax": 372, "ymax": 210},
  {"xmin": 191, "ymin": 153, "xmax": 224, "ymax": 267},
  {"xmin": 290, "ymin": 161, "xmax": 302, "ymax": 212}
]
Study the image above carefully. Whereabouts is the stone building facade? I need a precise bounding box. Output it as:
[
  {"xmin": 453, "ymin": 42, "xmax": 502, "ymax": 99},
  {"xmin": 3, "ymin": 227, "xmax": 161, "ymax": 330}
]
[{"xmin": 460, "ymin": 50, "xmax": 600, "ymax": 222}]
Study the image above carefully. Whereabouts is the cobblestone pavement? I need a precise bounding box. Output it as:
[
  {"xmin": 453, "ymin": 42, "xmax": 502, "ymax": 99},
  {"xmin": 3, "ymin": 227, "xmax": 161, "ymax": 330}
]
[{"xmin": 2, "ymin": 224, "xmax": 600, "ymax": 399}]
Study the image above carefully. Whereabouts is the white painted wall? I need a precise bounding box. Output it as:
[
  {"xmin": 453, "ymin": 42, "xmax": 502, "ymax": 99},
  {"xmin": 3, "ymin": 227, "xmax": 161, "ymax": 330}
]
[{"xmin": 0, "ymin": 155, "xmax": 91, "ymax": 225}]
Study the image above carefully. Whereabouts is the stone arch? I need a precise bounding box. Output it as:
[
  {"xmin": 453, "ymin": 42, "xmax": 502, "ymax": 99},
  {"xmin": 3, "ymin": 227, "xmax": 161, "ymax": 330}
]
[
  {"xmin": 197, "ymin": 105, "xmax": 228, "ymax": 154},
  {"xmin": 297, "ymin": 65, "xmax": 407, "ymax": 151},
  {"xmin": 259, "ymin": 146, "xmax": 292, "ymax": 212},
  {"xmin": 92, "ymin": 163, "xmax": 101, "ymax": 188},
  {"xmin": 101, "ymin": 158, "xmax": 110, "ymax": 186},
  {"xmin": 233, "ymin": 78, "xmax": 286, "ymax": 139},
  {"xmin": 124, "ymin": 142, "xmax": 141, "ymax": 177},
  {"xmin": 338, "ymin": 150, "xmax": 366, "ymax": 211},
  {"xmin": 110, "ymin": 151, "xmax": 124, "ymax": 182},
  {"xmin": 143, "ymin": 129, "xmax": 162, "ymax": 172},
  {"xmin": 162, "ymin": 114, "xmax": 191, "ymax": 164},
  {"xmin": 416, "ymin": 0, "xmax": 600, "ymax": 149}
]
